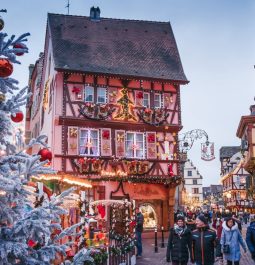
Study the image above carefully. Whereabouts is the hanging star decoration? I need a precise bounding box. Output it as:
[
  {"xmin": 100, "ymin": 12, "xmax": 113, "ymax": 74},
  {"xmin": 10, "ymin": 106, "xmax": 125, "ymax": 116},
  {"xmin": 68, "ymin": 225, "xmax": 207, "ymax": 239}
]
[{"xmin": 114, "ymin": 86, "xmax": 136, "ymax": 121}]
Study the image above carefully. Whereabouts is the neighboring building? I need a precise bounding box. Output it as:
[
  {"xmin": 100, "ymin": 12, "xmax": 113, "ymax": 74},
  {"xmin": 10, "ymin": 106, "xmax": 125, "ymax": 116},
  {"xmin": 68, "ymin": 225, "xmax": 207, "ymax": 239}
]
[
  {"xmin": 236, "ymin": 101, "xmax": 255, "ymax": 206},
  {"xmin": 25, "ymin": 8, "xmax": 188, "ymax": 229},
  {"xmin": 183, "ymin": 159, "xmax": 203, "ymax": 208},
  {"xmin": 220, "ymin": 147, "xmax": 251, "ymax": 213},
  {"xmin": 203, "ymin": 185, "xmax": 224, "ymax": 209}
]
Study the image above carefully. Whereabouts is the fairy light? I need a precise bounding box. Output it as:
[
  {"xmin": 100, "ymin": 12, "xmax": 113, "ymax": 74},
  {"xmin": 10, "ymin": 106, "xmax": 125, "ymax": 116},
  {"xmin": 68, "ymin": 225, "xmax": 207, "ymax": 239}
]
[{"xmin": 32, "ymin": 174, "xmax": 92, "ymax": 188}]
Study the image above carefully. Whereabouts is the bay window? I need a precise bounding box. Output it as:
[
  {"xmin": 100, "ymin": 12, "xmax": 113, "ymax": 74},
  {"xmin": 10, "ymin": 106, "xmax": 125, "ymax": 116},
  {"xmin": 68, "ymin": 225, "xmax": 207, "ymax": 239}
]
[
  {"xmin": 126, "ymin": 132, "xmax": 144, "ymax": 158},
  {"xmin": 79, "ymin": 129, "xmax": 99, "ymax": 156}
]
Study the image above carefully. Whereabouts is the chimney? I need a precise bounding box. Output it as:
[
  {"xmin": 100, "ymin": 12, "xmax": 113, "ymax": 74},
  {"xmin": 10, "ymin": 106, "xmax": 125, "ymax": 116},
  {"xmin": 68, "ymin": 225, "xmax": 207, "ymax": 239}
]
[{"xmin": 90, "ymin": 6, "xmax": 101, "ymax": 21}]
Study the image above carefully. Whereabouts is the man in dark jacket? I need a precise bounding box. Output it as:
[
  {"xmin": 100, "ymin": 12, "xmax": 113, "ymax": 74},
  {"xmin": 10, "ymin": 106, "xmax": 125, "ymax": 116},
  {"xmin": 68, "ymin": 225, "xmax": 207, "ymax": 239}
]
[
  {"xmin": 166, "ymin": 215, "xmax": 191, "ymax": 265},
  {"xmin": 135, "ymin": 207, "xmax": 144, "ymax": 257},
  {"xmin": 191, "ymin": 214, "xmax": 216, "ymax": 265},
  {"xmin": 246, "ymin": 219, "xmax": 255, "ymax": 261}
]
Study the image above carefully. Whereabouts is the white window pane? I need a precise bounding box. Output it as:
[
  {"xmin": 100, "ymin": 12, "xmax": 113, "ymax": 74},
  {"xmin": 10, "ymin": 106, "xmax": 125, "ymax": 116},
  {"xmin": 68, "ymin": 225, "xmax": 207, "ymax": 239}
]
[
  {"xmin": 154, "ymin": 94, "xmax": 161, "ymax": 108},
  {"xmin": 97, "ymin": 87, "xmax": 106, "ymax": 103},
  {"xmin": 136, "ymin": 134, "xmax": 143, "ymax": 142},
  {"xmin": 136, "ymin": 150, "xmax": 143, "ymax": 158},
  {"xmin": 143, "ymin": 93, "xmax": 150, "ymax": 107},
  {"xmin": 85, "ymin": 86, "xmax": 94, "ymax": 102},
  {"xmin": 127, "ymin": 133, "xmax": 134, "ymax": 141}
]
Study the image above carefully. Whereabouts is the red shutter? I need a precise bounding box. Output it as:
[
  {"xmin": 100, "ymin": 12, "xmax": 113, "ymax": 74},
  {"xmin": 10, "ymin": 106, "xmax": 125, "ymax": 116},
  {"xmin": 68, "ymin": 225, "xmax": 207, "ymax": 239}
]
[
  {"xmin": 101, "ymin": 128, "xmax": 112, "ymax": 156},
  {"xmin": 135, "ymin": 90, "xmax": 143, "ymax": 107},
  {"xmin": 115, "ymin": 130, "xmax": 125, "ymax": 157},
  {"xmin": 68, "ymin": 127, "xmax": 78, "ymax": 155},
  {"xmin": 146, "ymin": 132, "xmax": 157, "ymax": 159}
]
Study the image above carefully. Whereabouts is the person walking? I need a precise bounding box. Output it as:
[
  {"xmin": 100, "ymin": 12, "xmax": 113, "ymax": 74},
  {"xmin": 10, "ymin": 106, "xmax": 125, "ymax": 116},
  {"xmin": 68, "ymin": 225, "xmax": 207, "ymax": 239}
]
[
  {"xmin": 213, "ymin": 218, "xmax": 223, "ymax": 265},
  {"xmin": 166, "ymin": 215, "xmax": 191, "ymax": 265},
  {"xmin": 246, "ymin": 218, "xmax": 255, "ymax": 261},
  {"xmin": 186, "ymin": 213, "xmax": 197, "ymax": 231},
  {"xmin": 220, "ymin": 217, "xmax": 247, "ymax": 265},
  {"xmin": 135, "ymin": 207, "xmax": 144, "ymax": 257},
  {"xmin": 191, "ymin": 214, "xmax": 216, "ymax": 265}
]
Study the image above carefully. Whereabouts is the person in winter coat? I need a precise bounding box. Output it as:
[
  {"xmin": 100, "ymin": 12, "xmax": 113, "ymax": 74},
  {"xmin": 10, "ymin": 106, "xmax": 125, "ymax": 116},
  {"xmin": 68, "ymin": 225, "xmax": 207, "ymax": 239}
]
[
  {"xmin": 212, "ymin": 218, "xmax": 223, "ymax": 264},
  {"xmin": 246, "ymin": 219, "xmax": 255, "ymax": 261},
  {"xmin": 191, "ymin": 214, "xmax": 216, "ymax": 265},
  {"xmin": 220, "ymin": 217, "xmax": 247, "ymax": 265},
  {"xmin": 135, "ymin": 207, "xmax": 144, "ymax": 257},
  {"xmin": 166, "ymin": 215, "xmax": 191, "ymax": 265}
]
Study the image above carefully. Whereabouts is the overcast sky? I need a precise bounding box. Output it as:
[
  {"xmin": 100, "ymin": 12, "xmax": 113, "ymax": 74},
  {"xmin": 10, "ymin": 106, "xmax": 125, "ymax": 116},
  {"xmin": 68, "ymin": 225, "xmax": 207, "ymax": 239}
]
[{"xmin": 2, "ymin": 0, "xmax": 255, "ymax": 186}]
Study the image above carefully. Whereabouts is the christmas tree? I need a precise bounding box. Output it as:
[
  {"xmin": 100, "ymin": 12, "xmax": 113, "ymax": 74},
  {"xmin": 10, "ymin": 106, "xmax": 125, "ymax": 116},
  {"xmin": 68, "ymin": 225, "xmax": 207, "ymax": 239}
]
[{"xmin": 0, "ymin": 11, "xmax": 93, "ymax": 265}]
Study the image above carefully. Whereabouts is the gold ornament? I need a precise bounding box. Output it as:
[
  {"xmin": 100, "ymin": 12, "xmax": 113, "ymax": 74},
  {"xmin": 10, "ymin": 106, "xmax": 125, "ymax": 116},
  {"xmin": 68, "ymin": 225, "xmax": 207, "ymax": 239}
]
[
  {"xmin": 117, "ymin": 134, "xmax": 124, "ymax": 142},
  {"xmin": 103, "ymin": 144, "xmax": 110, "ymax": 151},
  {"xmin": 0, "ymin": 93, "xmax": 5, "ymax": 102},
  {"xmin": 69, "ymin": 128, "xmax": 78, "ymax": 137},
  {"xmin": 70, "ymin": 143, "xmax": 77, "ymax": 149}
]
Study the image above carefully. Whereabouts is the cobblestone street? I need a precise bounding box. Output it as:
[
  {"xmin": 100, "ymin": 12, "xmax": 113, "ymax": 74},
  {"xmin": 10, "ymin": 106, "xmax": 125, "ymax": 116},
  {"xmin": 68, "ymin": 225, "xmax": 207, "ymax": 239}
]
[{"xmin": 137, "ymin": 225, "xmax": 254, "ymax": 265}]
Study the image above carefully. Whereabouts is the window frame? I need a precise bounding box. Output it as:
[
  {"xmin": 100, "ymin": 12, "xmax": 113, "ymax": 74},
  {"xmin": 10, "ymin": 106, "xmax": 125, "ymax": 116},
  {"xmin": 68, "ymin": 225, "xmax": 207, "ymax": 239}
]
[
  {"xmin": 143, "ymin": 92, "xmax": 150, "ymax": 108},
  {"xmin": 193, "ymin": 179, "xmax": 198, "ymax": 185},
  {"xmin": 125, "ymin": 131, "xmax": 145, "ymax": 159},
  {"xmin": 187, "ymin": 170, "xmax": 192, "ymax": 177},
  {"xmin": 97, "ymin": 87, "xmax": 107, "ymax": 104},
  {"xmin": 84, "ymin": 86, "xmax": 94, "ymax": 103},
  {"xmin": 154, "ymin": 93, "xmax": 162, "ymax": 108},
  {"xmin": 79, "ymin": 128, "xmax": 99, "ymax": 156}
]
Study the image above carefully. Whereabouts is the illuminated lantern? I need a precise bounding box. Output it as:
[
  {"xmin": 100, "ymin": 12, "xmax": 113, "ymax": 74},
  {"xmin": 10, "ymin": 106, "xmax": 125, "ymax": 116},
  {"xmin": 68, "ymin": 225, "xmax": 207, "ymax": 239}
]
[
  {"xmin": 38, "ymin": 148, "xmax": 52, "ymax": 162},
  {"xmin": 11, "ymin": 112, "xmax": 24, "ymax": 123},
  {"xmin": 13, "ymin": 43, "xmax": 27, "ymax": 56},
  {"xmin": 0, "ymin": 58, "xmax": 13, "ymax": 78}
]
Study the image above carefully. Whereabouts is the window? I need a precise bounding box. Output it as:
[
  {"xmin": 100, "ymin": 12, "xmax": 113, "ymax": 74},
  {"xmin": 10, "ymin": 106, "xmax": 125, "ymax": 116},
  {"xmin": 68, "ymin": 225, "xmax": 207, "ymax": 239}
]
[
  {"xmin": 154, "ymin": 93, "xmax": 161, "ymax": 108},
  {"xmin": 79, "ymin": 129, "xmax": 99, "ymax": 156},
  {"xmin": 126, "ymin": 132, "xmax": 144, "ymax": 158},
  {"xmin": 193, "ymin": 179, "xmax": 198, "ymax": 185},
  {"xmin": 97, "ymin": 87, "xmax": 107, "ymax": 103},
  {"xmin": 143, "ymin": 92, "xmax": 150, "ymax": 108},
  {"xmin": 84, "ymin": 86, "xmax": 94, "ymax": 102},
  {"xmin": 188, "ymin": 170, "xmax": 192, "ymax": 176},
  {"xmin": 192, "ymin": 188, "xmax": 199, "ymax": 194}
]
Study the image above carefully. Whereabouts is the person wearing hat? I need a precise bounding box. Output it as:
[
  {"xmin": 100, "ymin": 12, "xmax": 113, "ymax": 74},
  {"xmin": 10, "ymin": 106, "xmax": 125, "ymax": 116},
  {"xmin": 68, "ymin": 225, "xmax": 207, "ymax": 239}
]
[
  {"xmin": 191, "ymin": 214, "xmax": 216, "ymax": 265},
  {"xmin": 246, "ymin": 217, "xmax": 255, "ymax": 261},
  {"xmin": 166, "ymin": 215, "xmax": 191, "ymax": 265},
  {"xmin": 221, "ymin": 217, "xmax": 246, "ymax": 265}
]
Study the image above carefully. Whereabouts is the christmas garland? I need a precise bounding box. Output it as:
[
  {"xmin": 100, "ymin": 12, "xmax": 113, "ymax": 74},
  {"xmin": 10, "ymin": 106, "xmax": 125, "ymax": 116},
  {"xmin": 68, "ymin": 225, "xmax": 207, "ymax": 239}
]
[{"xmin": 137, "ymin": 107, "xmax": 170, "ymax": 126}]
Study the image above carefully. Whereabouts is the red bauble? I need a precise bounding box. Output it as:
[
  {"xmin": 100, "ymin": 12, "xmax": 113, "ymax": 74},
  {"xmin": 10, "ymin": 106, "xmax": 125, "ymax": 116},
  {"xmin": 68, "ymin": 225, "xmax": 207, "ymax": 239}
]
[
  {"xmin": 0, "ymin": 58, "xmax": 13, "ymax": 78},
  {"xmin": 136, "ymin": 91, "xmax": 143, "ymax": 99},
  {"xmin": 38, "ymin": 148, "xmax": 52, "ymax": 162},
  {"xmin": 28, "ymin": 239, "xmax": 37, "ymax": 248},
  {"xmin": 102, "ymin": 130, "xmax": 110, "ymax": 140},
  {"xmin": 97, "ymin": 205, "xmax": 106, "ymax": 219},
  {"xmin": 11, "ymin": 112, "xmax": 24, "ymax": 123},
  {"xmin": 13, "ymin": 43, "xmax": 27, "ymax": 56}
]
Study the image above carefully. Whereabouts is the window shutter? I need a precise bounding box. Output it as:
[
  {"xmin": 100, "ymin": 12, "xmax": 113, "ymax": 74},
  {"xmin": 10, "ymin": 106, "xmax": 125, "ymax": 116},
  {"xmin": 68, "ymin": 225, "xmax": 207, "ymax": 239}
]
[
  {"xmin": 101, "ymin": 128, "xmax": 112, "ymax": 156},
  {"xmin": 68, "ymin": 127, "xmax": 78, "ymax": 155},
  {"xmin": 115, "ymin": 130, "xmax": 125, "ymax": 157},
  {"xmin": 163, "ymin": 93, "xmax": 173, "ymax": 109},
  {"xmin": 108, "ymin": 87, "xmax": 118, "ymax": 104},
  {"xmin": 146, "ymin": 132, "xmax": 157, "ymax": 159},
  {"xmin": 135, "ymin": 90, "xmax": 143, "ymax": 107},
  {"xmin": 69, "ymin": 84, "xmax": 84, "ymax": 101}
]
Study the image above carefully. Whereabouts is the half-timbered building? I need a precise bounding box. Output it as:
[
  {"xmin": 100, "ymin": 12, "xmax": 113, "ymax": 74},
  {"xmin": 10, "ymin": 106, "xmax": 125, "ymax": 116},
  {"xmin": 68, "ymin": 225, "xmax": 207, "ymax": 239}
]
[{"xmin": 26, "ymin": 8, "xmax": 188, "ymax": 228}]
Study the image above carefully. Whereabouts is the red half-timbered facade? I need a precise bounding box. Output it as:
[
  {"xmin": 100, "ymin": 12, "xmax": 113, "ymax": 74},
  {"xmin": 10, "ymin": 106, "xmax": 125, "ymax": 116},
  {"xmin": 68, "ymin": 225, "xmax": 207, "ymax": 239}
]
[{"xmin": 26, "ymin": 10, "xmax": 188, "ymax": 228}]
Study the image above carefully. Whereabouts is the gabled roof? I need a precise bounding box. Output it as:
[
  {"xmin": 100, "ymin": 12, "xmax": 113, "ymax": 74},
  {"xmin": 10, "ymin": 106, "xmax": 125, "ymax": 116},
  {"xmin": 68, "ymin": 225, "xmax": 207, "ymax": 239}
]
[
  {"xmin": 219, "ymin": 146, "xmax": 240, "ymax": 159},
  {"xmin": 47, "ymin": 13, "xmax": 188, "ymax": 83}
]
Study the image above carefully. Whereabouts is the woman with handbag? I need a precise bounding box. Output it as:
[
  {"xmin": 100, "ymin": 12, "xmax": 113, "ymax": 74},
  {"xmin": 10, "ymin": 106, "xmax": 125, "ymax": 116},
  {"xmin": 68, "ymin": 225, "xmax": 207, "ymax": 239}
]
[{"xmin": 220, "ymin": 217, "xmax": 247, "ymax": 265}]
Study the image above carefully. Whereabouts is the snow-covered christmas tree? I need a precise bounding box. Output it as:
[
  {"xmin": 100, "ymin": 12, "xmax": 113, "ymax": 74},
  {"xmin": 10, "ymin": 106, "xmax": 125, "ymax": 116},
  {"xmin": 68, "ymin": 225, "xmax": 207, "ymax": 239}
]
[{"xmin": 0, "ymin": 11, "xmax": 94, "ymax": 265}]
